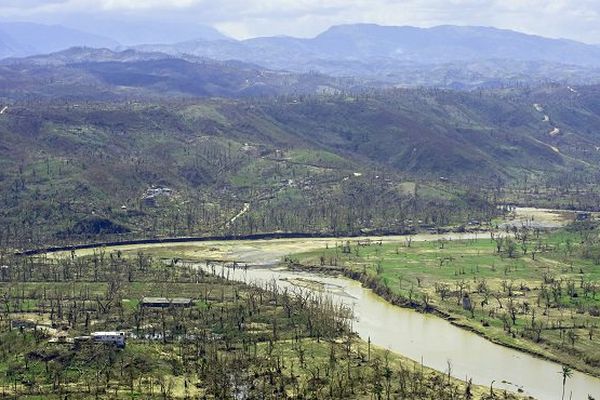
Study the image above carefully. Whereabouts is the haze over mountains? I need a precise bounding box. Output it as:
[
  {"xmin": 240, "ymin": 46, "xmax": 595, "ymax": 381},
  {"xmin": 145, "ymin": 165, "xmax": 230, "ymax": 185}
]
[
  {"xmin": 138, "ymin": 24, "xmax": 600, "ymax": 88},
  {"xmin": 3, "ymin": 22, "xmax": 600, "ymax": 88},
  {"xmin": 141, "ymin": 24, "xmax": 600, "ymax": 67},
  {"xmin": 0, "ymin": 22, "xmax": 118, "ymax": 58},
  {"xmin": 3, "ymin": 18, "xmax": 600, "ymax": 243}
]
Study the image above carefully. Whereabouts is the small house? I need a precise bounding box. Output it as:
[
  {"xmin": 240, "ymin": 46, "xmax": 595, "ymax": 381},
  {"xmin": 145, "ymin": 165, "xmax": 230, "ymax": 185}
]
[
  {"xmin": 91, "ymin": 331, "xmax": 126, "ymax": 348},
  {"xmin": 141, "ymin": 297, "xmax": 194, "ymax": 308}
]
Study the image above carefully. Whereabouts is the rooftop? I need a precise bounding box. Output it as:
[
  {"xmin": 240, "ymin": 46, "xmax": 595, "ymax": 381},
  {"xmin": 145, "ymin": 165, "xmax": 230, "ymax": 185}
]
[
  {"xmin": 92, "ymin": 331, "xmax": 125, "ymax": 336},
  {"xmin": 141, "ymin": 297, "xmax": 193, "ymax": 304}
]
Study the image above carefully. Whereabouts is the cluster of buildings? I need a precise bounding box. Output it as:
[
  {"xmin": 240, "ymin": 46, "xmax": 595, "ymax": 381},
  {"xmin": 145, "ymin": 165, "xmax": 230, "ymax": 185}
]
[
  {"xmin": 11, "ymin": 297, "xmax": 194, "ymax": 349},
  {"xmin": 141, "ymin": 186, "xmax": 173, "ymax": 207}
]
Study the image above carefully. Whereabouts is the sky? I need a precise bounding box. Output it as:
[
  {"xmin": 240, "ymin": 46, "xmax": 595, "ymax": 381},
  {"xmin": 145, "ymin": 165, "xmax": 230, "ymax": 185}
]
[{"xmin": 0, "ymin": 0, "xmax": 599, "ymax": 44}]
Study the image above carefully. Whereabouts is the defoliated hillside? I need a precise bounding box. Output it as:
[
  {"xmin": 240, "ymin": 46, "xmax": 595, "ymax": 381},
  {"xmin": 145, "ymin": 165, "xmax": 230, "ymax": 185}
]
[
  {"xmin": 1, "ymin": 86, "xmax": 600, "ymax": 246},
  {"xmin": 256, "ymin": 87, "xmax": 600, "ymax": 182},
  {"xmin": 0, "ymin": 98, "xmax": 495, "ymax": 247}
]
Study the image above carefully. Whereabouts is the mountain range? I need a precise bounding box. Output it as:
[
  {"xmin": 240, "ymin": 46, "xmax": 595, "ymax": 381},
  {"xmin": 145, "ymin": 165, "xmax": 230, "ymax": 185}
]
[
  {"xmin": 143, "ymin": 24, "xmax": 600, "ymax": 66},
  {"xmin": 0, "ymin": 48, "xmax": 363, "ymax": 99},
  {"xmin": 137, "ymin": 24, "xmax": 600, "ymax": 87},
  {"xmin": 3, "ymin": 22, "xmax": 600, "ymax": 88}
]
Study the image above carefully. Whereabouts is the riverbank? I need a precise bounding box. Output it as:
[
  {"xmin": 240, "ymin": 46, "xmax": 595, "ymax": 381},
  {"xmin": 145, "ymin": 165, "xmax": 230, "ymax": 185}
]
[
  {"xmin": 195, "ymin": 259, "xmax": 600, "ymax": 399},
  {"xmin": 289, "ymin": 260, "xmax": 600, "ymax": 380},
  {"xmin": 25, "ymin": 207, "xmax": 600, "ymax": 398},
  {"xmin": 1, "ymin": 248, "xmax": 526, "ymax": 400},
  {"xmin": 292, "ymin": 230, "xmax": 600, "ymax": 380}
]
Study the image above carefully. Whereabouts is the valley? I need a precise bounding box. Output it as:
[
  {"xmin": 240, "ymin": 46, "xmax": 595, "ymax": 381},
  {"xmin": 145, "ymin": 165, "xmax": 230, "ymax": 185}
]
[
  {"xmin": 2, "ymin": 12, "xmax": 600, "ymax": 399},
  {"xmin": 29, "ymin": 208, "xmax": 600, "ymax": 399},
  {"xmin": 1, "ymin": 230, "xmax": 536, "ymax": 399}
]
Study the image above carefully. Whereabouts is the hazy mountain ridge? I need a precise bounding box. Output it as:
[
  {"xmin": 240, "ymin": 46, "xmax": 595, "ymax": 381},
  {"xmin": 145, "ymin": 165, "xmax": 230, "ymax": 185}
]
[
  {"xmin": 137, "ymin": 24, "xmax": 600, "ymax": 87},
  {"xmin": 0, "ymin": 22, "xmax": 119, "ymax": 58},
  {"xmin": 310, "ymin": 24, "xmax": 600, "ymax": 65},
  {"xmin": 0, "ymin": 48, "xmax": 367, "ymax": 99},
  {"xmin": 4, "ymin": 22, "xmax": 600, "ymax": 88}
]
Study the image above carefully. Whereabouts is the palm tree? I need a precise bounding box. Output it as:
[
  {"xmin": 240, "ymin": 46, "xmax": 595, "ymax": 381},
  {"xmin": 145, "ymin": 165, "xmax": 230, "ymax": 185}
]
[{"xmin": 560, "ymin": 366, "xmax": 573, "ymax": 400}]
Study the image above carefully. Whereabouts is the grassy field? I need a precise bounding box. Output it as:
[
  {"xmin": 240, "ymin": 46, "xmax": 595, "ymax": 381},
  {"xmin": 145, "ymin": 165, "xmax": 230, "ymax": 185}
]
[
  {"xmin": 0, "ymin": 249, "xmax": 522, "ymax": 399},
  {"xmin": 294, "ymin": 222, "xmax": 600, "ymax": 377}
]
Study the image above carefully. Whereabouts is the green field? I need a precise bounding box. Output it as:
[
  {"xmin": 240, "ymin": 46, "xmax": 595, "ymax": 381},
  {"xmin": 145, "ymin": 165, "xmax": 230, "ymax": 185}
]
[
  {"xmin": 0, "ymin": 249, "xmax": 521, "ymax": 399},
  {"xmin": 294, "ymin": 223, "xmax": 600, "ymax": 377}
]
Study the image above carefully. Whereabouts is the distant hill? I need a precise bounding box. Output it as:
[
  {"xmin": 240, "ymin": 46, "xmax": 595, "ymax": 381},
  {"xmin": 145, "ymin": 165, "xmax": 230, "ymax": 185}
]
[
  {"xmin": 309, "ymin": 24, "xmax": 600, "ymax": 65},
  {"xmin": 0, "ymin": 22, "xmax": 118, "ymax": 59},
  {"xmin": 137, "ymin": 24, "xmax": 600, "ymax": 88},
  {"xmin": 0, "ymin": 48, "xmax": 363, "ymax": 99}
]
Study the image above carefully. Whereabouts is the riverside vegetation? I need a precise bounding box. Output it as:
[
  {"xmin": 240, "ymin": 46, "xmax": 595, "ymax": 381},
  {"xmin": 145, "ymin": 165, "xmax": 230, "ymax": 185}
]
[
  {"xmin": 293, "ymin": 220, "xmax": 600, "ymax": 378},
  {"xmin": 0, "ymin": 249, "xmax": 525, "ymax": 399}
]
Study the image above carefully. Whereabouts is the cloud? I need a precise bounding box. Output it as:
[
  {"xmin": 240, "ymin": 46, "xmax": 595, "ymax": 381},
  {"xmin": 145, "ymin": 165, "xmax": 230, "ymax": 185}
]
[
  {"xmin": 1, "ymin": 0, "xmax": 599, "ymax": 43},
  {"xmin": 0, "ymin": 0, "xmax": 67, "ymax": 6}
]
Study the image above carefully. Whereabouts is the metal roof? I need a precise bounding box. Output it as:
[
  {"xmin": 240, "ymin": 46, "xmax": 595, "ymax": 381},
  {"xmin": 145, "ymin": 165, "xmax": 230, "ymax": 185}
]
[{"xmin": 141, "ymin": 297, "xmax": 192, "ymax": 304}]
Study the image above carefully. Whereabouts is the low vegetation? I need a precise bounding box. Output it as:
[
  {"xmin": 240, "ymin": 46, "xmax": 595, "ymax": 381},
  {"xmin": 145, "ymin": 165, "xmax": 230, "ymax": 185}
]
[
  {"xmin": 0, "ymin": 96, "xmax": 500, "ymax": 248},
  {"xmin": 294, "ymin": 220, "xmax": 600, "ymax": 378},
  {"xmin": 0, "ymin": 249, "xmax": 522, "ymax": 399}
]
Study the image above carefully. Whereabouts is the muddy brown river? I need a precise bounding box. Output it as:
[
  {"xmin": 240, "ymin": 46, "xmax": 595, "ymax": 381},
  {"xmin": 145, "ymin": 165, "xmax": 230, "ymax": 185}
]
[
  {"xmin": 201, "ymin": 262, "xmax": 600, "ymax": 400},
  {"xmin": 61, "ymin": 208, "xmax": 600, "ymax": 399}
]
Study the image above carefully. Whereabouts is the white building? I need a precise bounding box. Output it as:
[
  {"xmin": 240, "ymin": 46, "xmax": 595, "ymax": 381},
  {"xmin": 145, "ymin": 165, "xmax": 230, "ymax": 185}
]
[{"xmin": 91, "ymin": 331, "xmax": 126, "ymax": 348}]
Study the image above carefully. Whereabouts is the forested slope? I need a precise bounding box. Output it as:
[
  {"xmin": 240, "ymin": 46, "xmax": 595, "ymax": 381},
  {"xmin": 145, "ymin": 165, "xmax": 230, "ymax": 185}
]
[{"xmin": 2, "ymin": 84, "xmax": 600, "ymax": 246}]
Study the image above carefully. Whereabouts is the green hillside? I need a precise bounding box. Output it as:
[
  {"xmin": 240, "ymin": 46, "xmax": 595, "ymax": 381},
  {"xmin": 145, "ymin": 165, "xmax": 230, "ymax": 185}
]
[
  {"xmin": 0, "ymin": 98, "xmax": 490, "ymax": 247},
  {"xmin": 2, "ymin": 82, "xmax": 600, "ymax": 247}
]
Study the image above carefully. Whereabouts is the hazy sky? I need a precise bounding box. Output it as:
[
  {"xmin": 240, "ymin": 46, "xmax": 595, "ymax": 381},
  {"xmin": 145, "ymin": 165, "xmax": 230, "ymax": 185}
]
[{"xmin": 1, "ymin": 0, "xmax": 599, "ymax": 43}]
